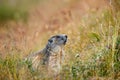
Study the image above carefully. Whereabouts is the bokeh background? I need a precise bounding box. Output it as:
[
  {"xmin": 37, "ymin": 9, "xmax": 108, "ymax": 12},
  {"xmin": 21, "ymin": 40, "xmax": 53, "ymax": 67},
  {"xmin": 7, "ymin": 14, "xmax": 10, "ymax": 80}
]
[{"xmin": 0, "ymin": 0, "xmax": 120, "ymax": 80}]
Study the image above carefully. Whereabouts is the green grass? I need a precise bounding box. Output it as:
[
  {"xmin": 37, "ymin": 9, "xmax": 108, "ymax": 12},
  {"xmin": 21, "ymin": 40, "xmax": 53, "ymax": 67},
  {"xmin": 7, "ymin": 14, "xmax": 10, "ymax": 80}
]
[
  {"xmin": 0, "ymin": 0, "xmax": 120, "ymax": 80},
  {"xmin": 0, "ymin": 0, "xmax": 43, "ymax": 22},
  {"xmin": 68, "ymin": 9, "xmax": 120, "ymax": 80},
  {"xmin": 60, "ymin": 4, "xmax": 120, "ymax": 79}
]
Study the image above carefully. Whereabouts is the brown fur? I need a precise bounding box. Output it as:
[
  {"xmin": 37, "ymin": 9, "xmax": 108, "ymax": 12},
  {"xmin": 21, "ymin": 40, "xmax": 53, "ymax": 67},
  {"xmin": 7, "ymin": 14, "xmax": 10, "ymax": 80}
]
[{"xmin": 25, "ymin": 34, "xmax": 67, "ymax": 78}]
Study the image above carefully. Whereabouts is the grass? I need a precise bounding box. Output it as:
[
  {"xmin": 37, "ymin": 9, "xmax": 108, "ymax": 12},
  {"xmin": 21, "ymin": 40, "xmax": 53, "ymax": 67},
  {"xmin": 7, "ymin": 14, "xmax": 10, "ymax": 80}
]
[
  {"xmin": 60, "ymin": 8, "xmax": 120, "ymax": 80},
  {"xmin": 0, "ymin": 0, "xmax": 120, "ymax": 80},
  {"xmin": 0, "ymin": 0, "xmax": 43, "ymax": 22}
]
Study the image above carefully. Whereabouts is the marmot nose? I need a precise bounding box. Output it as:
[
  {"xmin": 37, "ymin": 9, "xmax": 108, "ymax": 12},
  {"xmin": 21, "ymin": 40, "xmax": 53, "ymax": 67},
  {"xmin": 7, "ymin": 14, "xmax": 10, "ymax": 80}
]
[{"xmin": 65, "ymin": 35, "xmax": 67, "ymax": 38}]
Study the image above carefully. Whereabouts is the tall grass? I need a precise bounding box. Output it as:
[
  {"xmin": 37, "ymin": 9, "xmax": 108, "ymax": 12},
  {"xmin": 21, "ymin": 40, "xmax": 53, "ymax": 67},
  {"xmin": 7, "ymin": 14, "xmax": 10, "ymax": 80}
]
[
  {"xmin": 68, "ymin": 3, "xmax": 120, "ymax": 80},
  {"xmin": 0, "ymin": 0, "xmax": 120, "ymax": 80}
]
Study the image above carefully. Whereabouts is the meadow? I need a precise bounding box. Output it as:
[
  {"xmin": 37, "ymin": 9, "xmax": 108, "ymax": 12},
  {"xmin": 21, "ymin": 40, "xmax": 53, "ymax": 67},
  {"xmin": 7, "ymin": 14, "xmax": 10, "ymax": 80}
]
[{"xmin": 0, "ymin": 0, "xmax": 120, "ymax": 80}]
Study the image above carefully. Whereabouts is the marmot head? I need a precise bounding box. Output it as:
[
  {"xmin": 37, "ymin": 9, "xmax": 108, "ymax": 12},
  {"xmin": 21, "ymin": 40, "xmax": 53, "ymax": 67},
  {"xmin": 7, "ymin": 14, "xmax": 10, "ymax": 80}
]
[{"xmin": 46, "ymin": 34, "xmax": 67, "ymax": 50}]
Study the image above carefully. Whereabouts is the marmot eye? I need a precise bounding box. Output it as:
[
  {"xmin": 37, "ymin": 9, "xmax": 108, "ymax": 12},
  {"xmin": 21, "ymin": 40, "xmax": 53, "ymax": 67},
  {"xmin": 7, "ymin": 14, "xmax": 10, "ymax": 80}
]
[
  {"xmin": 56, "ymin": 36, "xmax": 60, "ymax": 38},
  {"xmin": 48, "ymin": 39, "xmax": 53, "ymax": 43}
]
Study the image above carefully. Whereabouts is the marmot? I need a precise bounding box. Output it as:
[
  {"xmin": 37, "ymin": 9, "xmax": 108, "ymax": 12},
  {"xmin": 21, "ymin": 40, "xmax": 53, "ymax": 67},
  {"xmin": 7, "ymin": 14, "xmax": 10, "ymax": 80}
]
[{"xmin": 26, "ymin": 34, "xmax": 67, "ymax": 76}]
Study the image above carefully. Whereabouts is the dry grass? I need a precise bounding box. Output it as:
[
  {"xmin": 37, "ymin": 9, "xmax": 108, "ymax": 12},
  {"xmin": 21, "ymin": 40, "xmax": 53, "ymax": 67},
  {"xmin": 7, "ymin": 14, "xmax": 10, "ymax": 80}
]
[{"xmin": 0, "ymin": 0, "xmax": 120, "ymax": 80}]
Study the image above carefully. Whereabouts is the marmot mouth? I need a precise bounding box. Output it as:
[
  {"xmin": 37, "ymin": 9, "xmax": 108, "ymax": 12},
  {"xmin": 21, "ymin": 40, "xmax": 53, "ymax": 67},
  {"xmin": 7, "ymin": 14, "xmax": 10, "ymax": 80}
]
[{"xmin": 64, "ymin": 40, "xmax": 67, "ymax": 45}]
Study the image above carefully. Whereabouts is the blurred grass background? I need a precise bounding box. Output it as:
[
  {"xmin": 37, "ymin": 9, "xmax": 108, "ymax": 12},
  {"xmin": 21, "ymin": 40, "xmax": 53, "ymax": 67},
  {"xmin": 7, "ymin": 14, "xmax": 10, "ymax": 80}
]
[
  {"xmin": 0, "ymin": 0, "xmax": 42, "ymax": 22},
  {"xmin": 0, "ymin": 0, "xmax": 120, "ymax": 80}
]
